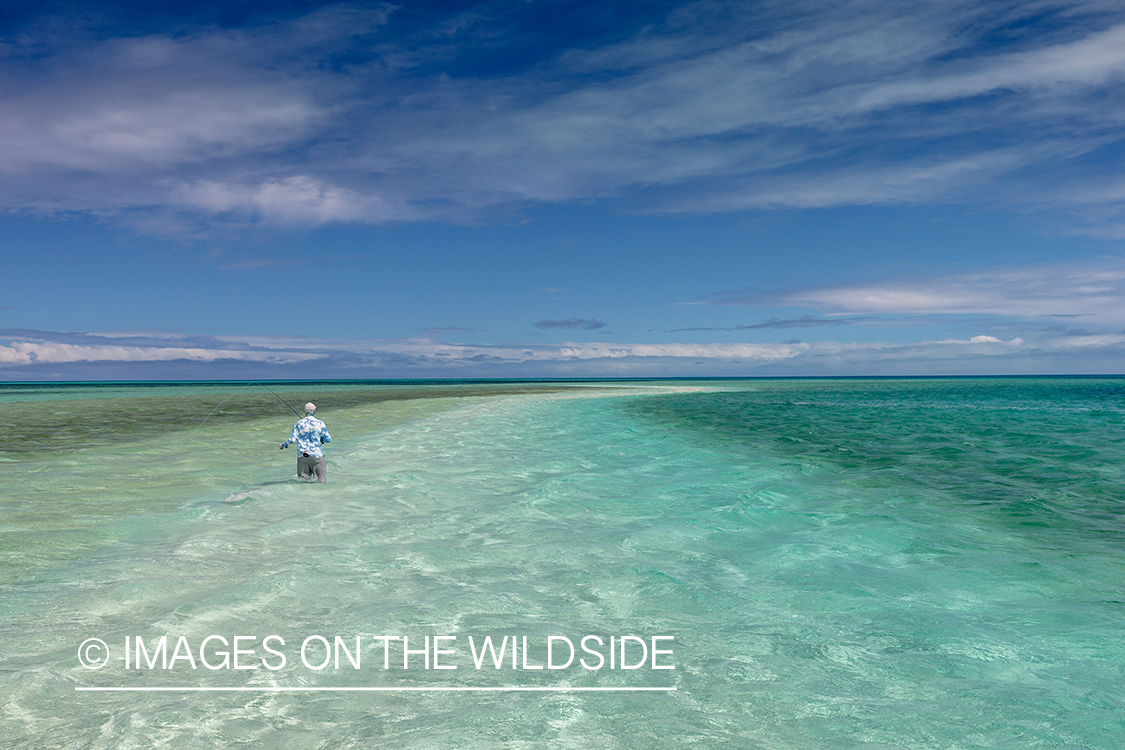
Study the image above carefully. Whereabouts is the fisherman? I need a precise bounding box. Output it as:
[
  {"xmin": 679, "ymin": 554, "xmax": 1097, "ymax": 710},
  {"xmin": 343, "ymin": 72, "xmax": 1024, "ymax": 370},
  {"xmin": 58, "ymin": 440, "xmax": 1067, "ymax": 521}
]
[{"xmin": 280, "ymin": 402, "xmax": 332, "ymax": 482}]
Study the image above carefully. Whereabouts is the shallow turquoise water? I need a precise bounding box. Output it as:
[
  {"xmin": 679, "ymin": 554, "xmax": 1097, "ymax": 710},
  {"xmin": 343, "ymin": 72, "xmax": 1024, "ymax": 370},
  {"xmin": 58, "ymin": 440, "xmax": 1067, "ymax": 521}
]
[{"xmin": 2, "ymin": 379, "xmax": 1123, "ymax": 748}]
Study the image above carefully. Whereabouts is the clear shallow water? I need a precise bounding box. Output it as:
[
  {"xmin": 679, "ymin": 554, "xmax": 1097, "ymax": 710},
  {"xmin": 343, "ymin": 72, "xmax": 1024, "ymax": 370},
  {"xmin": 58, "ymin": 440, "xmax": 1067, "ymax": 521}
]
[{"xmin": 2, "ymin": 379, "xmax": 1123, "ymax": 749}]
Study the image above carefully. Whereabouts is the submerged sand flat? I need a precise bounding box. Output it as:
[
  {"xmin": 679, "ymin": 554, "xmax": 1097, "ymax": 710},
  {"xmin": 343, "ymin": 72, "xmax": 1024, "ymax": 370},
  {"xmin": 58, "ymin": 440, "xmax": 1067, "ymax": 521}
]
[{"xmin": 3, "ymin": 378, "xmax": 1124, "ymax": 748}]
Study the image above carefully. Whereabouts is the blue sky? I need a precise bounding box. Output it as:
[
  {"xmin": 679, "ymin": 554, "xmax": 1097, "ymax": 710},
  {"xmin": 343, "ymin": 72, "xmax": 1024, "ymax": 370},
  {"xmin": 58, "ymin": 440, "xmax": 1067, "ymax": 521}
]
[{"xmin": 3, "ymin": 0, "xmax": 1125, "ymax": 378}]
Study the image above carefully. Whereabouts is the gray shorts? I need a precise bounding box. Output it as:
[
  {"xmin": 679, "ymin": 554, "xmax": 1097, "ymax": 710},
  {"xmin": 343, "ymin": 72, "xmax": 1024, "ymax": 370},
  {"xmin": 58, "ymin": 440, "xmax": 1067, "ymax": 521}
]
[{"xmin": 297, "ymin": 454, "xmax": 327, "ymax": 482}]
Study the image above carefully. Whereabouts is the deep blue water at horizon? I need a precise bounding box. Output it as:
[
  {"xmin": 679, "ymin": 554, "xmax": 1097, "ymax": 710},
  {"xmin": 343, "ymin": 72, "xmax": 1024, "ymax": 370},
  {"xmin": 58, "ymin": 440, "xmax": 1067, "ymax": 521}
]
[{"xmin": 1, "ymin": 378, "xmax": 1123, "ymax": 748}]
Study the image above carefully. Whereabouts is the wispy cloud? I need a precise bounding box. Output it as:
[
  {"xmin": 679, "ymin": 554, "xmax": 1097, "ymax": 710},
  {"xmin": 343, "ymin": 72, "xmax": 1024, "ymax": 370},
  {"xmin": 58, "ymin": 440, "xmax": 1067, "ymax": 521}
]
[
  {"xmin": 213, "ymin": 256, "xmax": 310, "ymax": 271},
  {"xmin": 710, "ymin": 262, "xmax": 1125, "ymax": 331},
  {"xmin": 535, "ymin": 317, "xmax": 607, "ymax": 330},
  {"xmin": 3, "ymin": 2, "xmax": 1125, "ymax": 232},
  {"xmin": 852, "ymin": 23, "xmax": 1125, "ymax": 111},
  {"xmin": 420, "ymin": 326, "xmax": 478, "ymax": 334},
  {"xmin": 171, "ymin": 177, "xmax": 401, "ymax": 225},
  {"xmin": 666, "ymin": 316, "xmax": 872, "ymax": 332},
  {"xmin": 0, "ymin": 338, "xmax": 318, "ymax": 367},
  {"xmin": 0, "ymin": 329, "xmax": 805, "ymax": 371},
  {"xmin": 3, "ymin": 327, "xmax": 1123, "ymax": 379}
]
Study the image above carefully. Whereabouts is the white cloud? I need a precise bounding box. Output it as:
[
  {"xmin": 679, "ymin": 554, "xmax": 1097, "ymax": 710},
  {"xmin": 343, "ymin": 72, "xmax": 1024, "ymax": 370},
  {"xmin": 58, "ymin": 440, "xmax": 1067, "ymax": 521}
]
[
  {"xmin": 219, "ymin": 336, "xmax": 809, "ymax": 365},
  {"xmin": 8, "ymin": 329, "xmax": 1113, "ymax": 377},
  {"xmin": 0, "ymin": 91, "xmax": 316, "ymax": 173},
  {"xmin": 173, "ymin": 176, "xmax": 401, "ymax": 224},
  {"xmin": 771, "ymin": 263, "xmax": 1125, "ymax": 328},
  {"xmin": 853, "ymin": 23, "xmax": 1125, "ymax": 111},
  {"xmin": 0, "ymin": 340, "xmax": 319, "ymax": 366},
  {"xmin": 545, "ymin": 342, "xmax": 808, "ymax": 362},
  {"xmin": 0, "ymin": 38, "xmax": 321, "ymax": 175},
  {"xmin": 2, "ymin": 2, "xmax": 1125, "ymax": 229}
]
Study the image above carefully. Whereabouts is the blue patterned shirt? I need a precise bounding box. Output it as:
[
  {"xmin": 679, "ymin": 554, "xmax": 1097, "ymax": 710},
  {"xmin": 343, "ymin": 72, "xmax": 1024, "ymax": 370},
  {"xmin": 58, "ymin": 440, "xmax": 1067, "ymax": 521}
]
[{"xmin": 282, "ymin": 415, "xmax": 331, "ymax": 457}]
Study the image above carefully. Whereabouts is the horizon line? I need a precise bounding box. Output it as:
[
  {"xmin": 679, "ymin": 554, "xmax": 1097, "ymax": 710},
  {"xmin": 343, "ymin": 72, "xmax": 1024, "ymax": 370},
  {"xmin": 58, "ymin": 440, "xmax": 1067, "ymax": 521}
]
[{"xmin": 6, "ymin": 373, "xmax": 1125, "ymax": 387}]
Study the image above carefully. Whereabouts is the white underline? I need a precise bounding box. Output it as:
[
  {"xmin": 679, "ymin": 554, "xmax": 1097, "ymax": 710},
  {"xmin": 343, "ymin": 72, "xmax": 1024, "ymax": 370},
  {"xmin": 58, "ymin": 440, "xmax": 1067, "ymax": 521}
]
[{"xmin": 76, "ymin": 686, "xmax": 675, "ymax": 693}]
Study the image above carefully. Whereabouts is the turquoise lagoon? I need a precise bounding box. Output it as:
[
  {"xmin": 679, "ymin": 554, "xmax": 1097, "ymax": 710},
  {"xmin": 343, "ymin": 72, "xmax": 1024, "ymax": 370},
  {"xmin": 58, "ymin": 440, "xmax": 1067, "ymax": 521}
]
[{"xmin": 1, "ymin": 378, "xmax": 1123, "ymax": 748}]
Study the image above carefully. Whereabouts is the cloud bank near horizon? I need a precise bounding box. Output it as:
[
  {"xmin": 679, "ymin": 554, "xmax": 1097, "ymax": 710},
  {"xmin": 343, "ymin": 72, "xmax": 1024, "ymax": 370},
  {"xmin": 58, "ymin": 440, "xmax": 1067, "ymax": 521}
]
[
  {"xmin": 4, "ymin": 1, "xmax": 1125, "ymax": 234},
  {"xmin": 3, "ymin": 325, "xmax": 1122, "ymax": 379},
  {"xmin": 706, "ymin": 261, "xmax": 1125, "ymax": 332}
]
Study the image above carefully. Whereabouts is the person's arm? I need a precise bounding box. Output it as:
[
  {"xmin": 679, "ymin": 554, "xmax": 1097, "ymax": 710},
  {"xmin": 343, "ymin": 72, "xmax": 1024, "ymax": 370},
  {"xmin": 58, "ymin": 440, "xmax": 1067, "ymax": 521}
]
[
  {"xmin": 280, "ymin": 423, "xmax": 300, "ymax": 449},
  {"xmin": 320, "ymin": 426, "xmax": 332, "ymax": 444}
]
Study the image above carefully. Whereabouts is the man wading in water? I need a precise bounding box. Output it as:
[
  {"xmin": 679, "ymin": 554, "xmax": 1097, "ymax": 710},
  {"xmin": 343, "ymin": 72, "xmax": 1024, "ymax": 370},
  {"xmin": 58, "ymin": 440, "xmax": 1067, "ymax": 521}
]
[{"xmin": 280, "ymin": 402, "xmax": 332, "ymax": 482}]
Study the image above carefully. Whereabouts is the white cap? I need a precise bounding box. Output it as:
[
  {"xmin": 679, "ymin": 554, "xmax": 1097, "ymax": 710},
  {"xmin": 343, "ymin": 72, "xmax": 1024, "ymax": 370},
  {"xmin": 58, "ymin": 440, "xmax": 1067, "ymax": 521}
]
[{"xmin": 304, "ymin": 402, "xmax": 316, "ymax": 414}]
